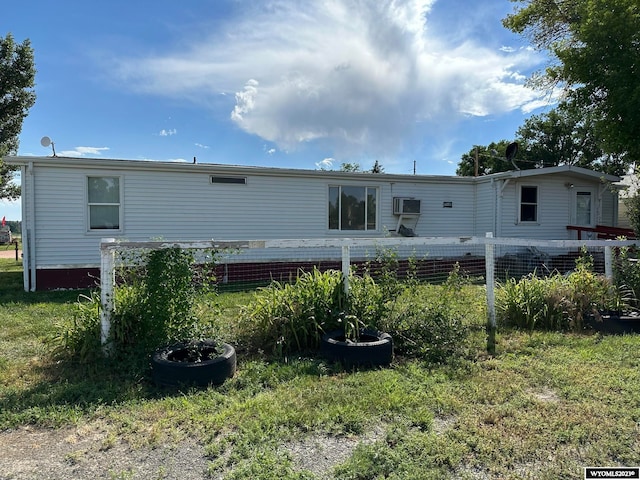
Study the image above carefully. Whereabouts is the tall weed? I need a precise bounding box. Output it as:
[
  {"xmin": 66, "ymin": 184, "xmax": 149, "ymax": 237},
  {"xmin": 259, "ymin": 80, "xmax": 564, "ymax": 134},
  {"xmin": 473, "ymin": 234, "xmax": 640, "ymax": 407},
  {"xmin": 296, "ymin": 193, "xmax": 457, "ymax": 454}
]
[
  {"xmin": 54, "ymin": 246, "xmax": 219, "ymax": 361},
  {"xmin": 497, "ymin": 251, "xmax": 619, "ymax": 331},
  {"xmin": 613, "ymin": 246, "xmax": 640, "ymax": 309},
  {"xmin": 53, "ymin": 291, "xmax": 103, "ymax": 362},
  {"xmin": 380, "ymin": 263, "xmax": 473, "ymax": 364},
  {"xmin": 238, "ymin": 268, "xmax": 344, "ymax": 355}
]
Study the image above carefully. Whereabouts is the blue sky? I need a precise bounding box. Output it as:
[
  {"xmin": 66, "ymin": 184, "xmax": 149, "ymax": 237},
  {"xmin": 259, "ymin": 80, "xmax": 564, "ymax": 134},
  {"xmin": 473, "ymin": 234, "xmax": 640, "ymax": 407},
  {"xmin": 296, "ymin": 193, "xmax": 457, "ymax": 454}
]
[{"xmin": 2, "ymin": 0, "xmax": 554, "ymax": 220}]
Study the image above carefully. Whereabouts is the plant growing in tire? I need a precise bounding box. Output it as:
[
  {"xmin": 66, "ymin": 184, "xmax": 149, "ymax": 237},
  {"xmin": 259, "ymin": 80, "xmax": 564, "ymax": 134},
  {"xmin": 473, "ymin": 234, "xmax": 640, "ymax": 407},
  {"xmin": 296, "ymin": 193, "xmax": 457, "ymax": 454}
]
[
  {"xmin": 139, "ymin": 247, "xmax": 236, "ymax": 388},
  {"xmin": 241, "ymin": 250, "xmax": 400, "ymax": 365},
  {"xmin": 320, "ymin": 266, "xmax": 395, "ymax": 368},
  {"xmin": 151, "ymin": 339, "xmax": 236, "ymax": 388}
]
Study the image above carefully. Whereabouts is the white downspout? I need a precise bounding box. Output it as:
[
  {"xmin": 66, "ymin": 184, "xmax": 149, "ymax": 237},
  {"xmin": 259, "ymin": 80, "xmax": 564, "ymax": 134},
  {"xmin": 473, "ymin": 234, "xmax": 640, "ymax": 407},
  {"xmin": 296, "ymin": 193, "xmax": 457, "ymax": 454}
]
[
  {"xmin": 19, "ymin": 165, "xmax": 28, "ymax": 291},
  {"xmin": 597, "ymin": 183, "xmax": 604, "ymax": 225},
  {"xmin": 491, "ymin": 178, "xmax": 497, "ymax": 236},
  {"xmin": 496, "ymin": 178, "xmax": 511, "ymax": 237},
  {"xmin": 27, "ymin": 161, "xmax": 36, "ymax": 291}
]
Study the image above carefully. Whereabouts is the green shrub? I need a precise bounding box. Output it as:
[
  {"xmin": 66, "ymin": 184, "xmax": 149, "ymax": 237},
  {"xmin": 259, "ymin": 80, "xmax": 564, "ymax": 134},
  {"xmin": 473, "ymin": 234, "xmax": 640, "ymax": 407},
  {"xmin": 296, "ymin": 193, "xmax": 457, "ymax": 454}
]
[
  {"xmin": 496, "ymin": 251, "xmax": 619, "ymax": 331},
  {"xmin": 239, "ymin": 259, "xmax": 405, "ymax": 355},
  {"xmin": 54, "ymin": 246, "xmax": 219, "ymax": 361},
  {"xmin": 53, "ymin": 291, "xmax": 103, "ymax": 362},
  {"xmin": 613, "ymin": 246, "xmax": 640, "ymax": 309},
  {"xmin": 238, "ymin": 268, "xmax": 345, "ymax": 355},
  {"xmin": 241, "ymin": 260, "xmax": 476, "ymax": 363},
  {"xmin": 497, "ymin": 273, "xmax": 566, "ymax": 331},
  {"xmin": 379, "ymin": 264, "xmax": 472, "ymax": 364}
]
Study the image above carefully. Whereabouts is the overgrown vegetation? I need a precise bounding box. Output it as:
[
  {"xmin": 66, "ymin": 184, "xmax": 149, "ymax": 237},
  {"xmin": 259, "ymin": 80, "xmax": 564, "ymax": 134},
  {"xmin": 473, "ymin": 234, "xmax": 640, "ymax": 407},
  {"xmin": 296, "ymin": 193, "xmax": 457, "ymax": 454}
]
[
  {"xmin": 613, "ymin": 245, "xmax": 640, "ymax": 309},
  {"xmin": 238, "ymin": 250, "xmax": 474, "ymax": 364},
  {"xmin": 55, "ymin": 247, "xmax": 220, "ymax": 363},
  {"xmin": 380, "ymin": 263, "xmax": 476, "ymax": 364},
  {"xmin": 2, "ymin": 247, "xmax": 640, "ymax": 478},
  {"xmin": 496, "ymin": 249, "xmax": 621, "ymax": 331}
]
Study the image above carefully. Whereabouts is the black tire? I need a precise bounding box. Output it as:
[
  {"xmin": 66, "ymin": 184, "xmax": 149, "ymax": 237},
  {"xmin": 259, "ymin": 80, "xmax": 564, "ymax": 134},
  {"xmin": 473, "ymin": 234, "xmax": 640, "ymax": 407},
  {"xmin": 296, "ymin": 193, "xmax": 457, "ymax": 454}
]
[
  {"xmin": 320, "ymin": 329, "xmax": 393, "ymax": 367},
  {"xmin": 151, "ymin": 341, "xmax": 236, "ymax": 388}
]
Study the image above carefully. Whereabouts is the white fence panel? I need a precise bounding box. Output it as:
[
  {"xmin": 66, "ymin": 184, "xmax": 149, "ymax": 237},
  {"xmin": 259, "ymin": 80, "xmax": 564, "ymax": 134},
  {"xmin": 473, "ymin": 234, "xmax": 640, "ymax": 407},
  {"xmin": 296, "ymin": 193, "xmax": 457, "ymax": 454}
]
[{"xmin": 99, "ymin": 235, "xmax": 639, "ymax": 353}]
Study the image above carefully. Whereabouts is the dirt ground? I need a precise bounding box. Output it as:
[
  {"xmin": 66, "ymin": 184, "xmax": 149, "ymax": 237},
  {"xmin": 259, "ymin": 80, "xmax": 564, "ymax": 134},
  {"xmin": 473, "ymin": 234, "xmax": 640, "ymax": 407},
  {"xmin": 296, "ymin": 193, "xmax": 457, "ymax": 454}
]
[
  {"xmin": 0, "ymin": 425, "xmax": 212, "ymax": 480},
  {"xmin": 0, "ymin": 423, "xmax": 383, "ymax": 480},
  {"xmin": 0, "ymin": 247, "xmax": 20, "ymax": 259}
]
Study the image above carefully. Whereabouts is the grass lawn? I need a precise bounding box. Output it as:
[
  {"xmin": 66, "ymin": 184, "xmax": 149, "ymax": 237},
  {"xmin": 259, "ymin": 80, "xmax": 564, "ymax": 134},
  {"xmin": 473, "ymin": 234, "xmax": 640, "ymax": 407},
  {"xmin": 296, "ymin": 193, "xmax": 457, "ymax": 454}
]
[{"xmin": 1, "ymin": 258, "xmax": 639, "ymax": 479}]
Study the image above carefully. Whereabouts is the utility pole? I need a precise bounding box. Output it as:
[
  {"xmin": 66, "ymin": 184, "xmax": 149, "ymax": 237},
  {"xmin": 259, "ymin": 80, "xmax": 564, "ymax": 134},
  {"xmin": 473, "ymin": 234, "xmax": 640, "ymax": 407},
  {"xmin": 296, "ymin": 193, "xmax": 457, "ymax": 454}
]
[{"xmin": 475, "ymin": 147, "xmax": 479, "ymax": 177}]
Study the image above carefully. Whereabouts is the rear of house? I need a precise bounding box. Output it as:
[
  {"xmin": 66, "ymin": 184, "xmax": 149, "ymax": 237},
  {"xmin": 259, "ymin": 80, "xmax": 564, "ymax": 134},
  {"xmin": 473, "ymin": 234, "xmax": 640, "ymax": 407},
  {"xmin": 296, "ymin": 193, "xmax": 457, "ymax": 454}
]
[{"xmin": 5, "ymin": 156, "xmax": 622, "ymax": 290}]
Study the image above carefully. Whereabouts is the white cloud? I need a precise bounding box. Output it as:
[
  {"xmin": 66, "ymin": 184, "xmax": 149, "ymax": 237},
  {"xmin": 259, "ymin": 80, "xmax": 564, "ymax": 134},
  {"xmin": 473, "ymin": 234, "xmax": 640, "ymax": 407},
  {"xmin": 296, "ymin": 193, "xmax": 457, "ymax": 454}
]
[
  {"xmin": 113, "ymin": 0, "xmax": 547, "ymax": 156},
  {"xmin": 316, "ymin": 158, "xmax": 334, "ymax": 170},
  {"xmin": 195, "ymin": 143, "xmax": 210, "ymax": 149},
  {"xmin": 58, "ymin": 146, "xmax": 110, "ymax": 157},
  {"xmin": 159, "ymin": 128, "xmax": 177, "ymax": 136}
]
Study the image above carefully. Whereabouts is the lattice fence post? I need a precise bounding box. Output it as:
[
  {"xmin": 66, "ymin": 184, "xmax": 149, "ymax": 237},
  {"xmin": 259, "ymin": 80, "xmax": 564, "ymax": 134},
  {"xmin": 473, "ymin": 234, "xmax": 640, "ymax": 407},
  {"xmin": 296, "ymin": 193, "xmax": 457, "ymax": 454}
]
[
  {"xmin": 342, "ymin": 244, "xmax": 350, "ymax": 297},
  {"xmin": 485, "ymin": 232, "xmax": 496, "ymax": 355},
  {"xmin": 604, "ymin": 245, "xmax": 613, "ymax": 279},
  {"xmin": 100, "ymin": 238, "xmax": 116, "ymax": 352}
]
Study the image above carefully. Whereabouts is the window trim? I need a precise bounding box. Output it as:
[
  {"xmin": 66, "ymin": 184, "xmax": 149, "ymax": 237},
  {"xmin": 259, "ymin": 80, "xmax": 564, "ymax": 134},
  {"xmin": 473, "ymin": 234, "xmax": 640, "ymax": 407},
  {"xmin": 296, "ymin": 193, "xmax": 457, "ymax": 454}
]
[
  {"xmin": 86, "ymin": 175, "xmax": 123, "ymax": 234},
  {"xmin": 328, "ymin": 185, "xmax": 379, "ymax": 233},
  {"xmin": 518, "ymin": 184, "xmax": 539, "ymax": 224}
]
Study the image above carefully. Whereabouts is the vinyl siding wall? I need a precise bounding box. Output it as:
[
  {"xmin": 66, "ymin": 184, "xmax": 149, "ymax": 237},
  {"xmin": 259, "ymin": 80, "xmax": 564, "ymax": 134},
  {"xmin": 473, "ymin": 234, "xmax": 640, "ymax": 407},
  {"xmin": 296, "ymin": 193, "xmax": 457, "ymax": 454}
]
[
  {"xmin": 28, "ymin": 165, "xmax": 477, "ymax": 268},
  {"xmin": 474, "ymin": 181, "xmax": 496, "ymax": 236},
  {"xmin": 385, "ymin": 181, "xmax": 477, "ymax": 237},
  {"xmin": 499, "ymin": 174, "xmax": 610, "ymax": 240},
  {"xmin": 23, "ymin": 161, "xmax": 620, "ymax": 271}
]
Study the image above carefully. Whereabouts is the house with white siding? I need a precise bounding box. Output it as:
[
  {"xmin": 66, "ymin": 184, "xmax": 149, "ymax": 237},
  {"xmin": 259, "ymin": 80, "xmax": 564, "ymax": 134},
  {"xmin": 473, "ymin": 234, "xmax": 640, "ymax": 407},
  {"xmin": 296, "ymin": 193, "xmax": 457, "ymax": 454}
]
[{"xmin": 5, "ymin": 156, "xmax": 623, "ymax": 290}]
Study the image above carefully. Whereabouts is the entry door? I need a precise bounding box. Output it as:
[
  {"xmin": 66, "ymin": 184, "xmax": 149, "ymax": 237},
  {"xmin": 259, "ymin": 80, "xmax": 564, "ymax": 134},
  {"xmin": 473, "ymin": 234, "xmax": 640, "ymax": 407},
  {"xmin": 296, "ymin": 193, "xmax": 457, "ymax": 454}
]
[{"xmin": 574, "ymin": 188, "xmax": 596, "ymax": 227}]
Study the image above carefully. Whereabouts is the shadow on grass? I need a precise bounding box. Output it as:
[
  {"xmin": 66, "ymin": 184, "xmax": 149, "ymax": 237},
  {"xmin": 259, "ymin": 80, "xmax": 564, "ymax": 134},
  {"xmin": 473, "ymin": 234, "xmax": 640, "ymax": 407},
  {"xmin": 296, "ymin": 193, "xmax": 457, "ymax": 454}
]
[
  {"xmin": 0, "ymin": 353, "xmax": 167, "ymax": 427},
  {"xmin": 0, "ymin": 346, "xmax": 360, "ymax": 428},
  {"xmin": 0, "ymin": 270, "xmax": 89, "ymax": 305}
]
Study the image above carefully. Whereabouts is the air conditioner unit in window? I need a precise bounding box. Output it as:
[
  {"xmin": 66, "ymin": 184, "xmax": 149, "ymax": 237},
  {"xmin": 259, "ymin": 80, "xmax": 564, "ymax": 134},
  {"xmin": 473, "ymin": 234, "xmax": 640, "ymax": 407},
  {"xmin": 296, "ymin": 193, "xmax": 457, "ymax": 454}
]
[{"xmin": 393, "ymin": 197, "xmax": 421, "ymax": 215}]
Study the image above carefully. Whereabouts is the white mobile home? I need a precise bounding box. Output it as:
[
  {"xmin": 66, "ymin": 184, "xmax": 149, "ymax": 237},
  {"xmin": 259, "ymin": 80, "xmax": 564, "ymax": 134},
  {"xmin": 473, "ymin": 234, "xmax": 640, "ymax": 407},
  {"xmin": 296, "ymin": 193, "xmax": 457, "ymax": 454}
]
[{"xmin": 5, "ymin": 156, "xmax": 623, "ymax": 290}]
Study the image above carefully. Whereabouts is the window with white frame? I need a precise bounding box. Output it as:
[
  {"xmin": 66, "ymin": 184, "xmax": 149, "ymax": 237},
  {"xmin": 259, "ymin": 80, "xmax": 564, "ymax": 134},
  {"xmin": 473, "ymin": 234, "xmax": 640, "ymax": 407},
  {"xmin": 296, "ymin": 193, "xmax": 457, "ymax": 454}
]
[
  {"xmin": 88, "ymin": 176, "xmax": 121, "ymax": 230},
  {"xmin": 328, "ymin": 186, "xmax": 377, "ymax": 231},
  {"xmin": 519, "ymin": 185, "xmax": 538, "ymax": 223}
]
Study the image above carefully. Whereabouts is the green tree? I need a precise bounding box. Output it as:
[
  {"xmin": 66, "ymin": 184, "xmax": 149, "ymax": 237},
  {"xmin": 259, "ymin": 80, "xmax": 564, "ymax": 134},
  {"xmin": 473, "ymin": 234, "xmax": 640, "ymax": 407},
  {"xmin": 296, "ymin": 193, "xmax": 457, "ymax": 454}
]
[
  {"xmin": 503, "ymin": 0, "xmax": 640, "ymax": 162},
  {"xmin": 516, "ymin": 101, "xmax": 628, "ymax": 175},
  {"xmin": 340, "ymin": 162, "xmax": 361, "ymax": 172},
  {"xmin": 456, "ymin": 140, "xmax": 530, "ymax": 176},
  {"xmin": 0, "ymin": 33, "xmax": 36, "ymax": 200},
  {"xmin": 371, "ymin": 160, "xmax": 384, "ymax": 174}
]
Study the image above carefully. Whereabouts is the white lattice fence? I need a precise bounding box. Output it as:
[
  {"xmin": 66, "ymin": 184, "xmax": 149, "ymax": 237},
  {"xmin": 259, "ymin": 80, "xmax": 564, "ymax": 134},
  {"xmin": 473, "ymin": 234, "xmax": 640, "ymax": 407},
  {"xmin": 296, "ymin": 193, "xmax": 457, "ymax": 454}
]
[{"xmin": 99, "ymin": 235, "xmax": 639, "ymax": 352}]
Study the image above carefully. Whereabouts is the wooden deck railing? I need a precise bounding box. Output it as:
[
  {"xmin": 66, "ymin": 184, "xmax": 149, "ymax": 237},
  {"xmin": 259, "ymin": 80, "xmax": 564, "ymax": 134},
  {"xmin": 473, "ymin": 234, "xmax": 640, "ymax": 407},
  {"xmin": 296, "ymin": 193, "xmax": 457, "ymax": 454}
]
[{"xmin": 566, "ymin": 224, "xmax": 636, "ymax": 240}]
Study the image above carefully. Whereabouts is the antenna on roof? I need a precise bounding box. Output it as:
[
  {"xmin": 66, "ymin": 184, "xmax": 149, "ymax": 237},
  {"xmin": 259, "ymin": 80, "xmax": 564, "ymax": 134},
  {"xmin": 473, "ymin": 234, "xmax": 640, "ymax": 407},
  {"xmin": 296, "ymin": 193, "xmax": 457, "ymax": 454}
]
[
  {"xmin": 506, "ymin": 142, "xmax": 519, "ymax": 170},
  {"xmin": 40, "ymin": 136, "xmax": 57, "ymax": 157}
]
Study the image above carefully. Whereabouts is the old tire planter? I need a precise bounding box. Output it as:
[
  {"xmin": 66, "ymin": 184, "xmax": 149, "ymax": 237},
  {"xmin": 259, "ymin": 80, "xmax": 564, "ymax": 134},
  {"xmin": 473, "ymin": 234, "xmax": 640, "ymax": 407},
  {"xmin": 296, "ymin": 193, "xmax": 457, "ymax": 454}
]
[
  {"xmin": 587, "ymin": 311, "xmax": 640, "ymax": 334},
  {"xmin": 151, "ymin": 340, "xmax": 236, "ymax": 388},
  {"xmin": 321, "ymin": 329, "xmax": 393, "ymax": 368}
]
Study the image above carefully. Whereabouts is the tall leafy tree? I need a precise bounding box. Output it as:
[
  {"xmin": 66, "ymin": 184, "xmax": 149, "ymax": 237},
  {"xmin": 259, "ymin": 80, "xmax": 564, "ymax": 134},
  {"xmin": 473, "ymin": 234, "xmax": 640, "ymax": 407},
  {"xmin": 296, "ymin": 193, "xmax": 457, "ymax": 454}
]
[
  {"xmin": 503, "ymin": 0, "xmax": 640, "ymax": 162},
  {"xmin": 456, "ymin": 140, "xmax": 532, "ymax": 176},
  {"xmin": 0, "ymin": 33, "xmax": 36, "ymax": 200},
  {"xmin": 340, "ymin": 162, "xmax": 361, "ymax": 172},
  {"xmin": 516, "ymin": 101, "xmax": 628, "ymax": 175},
  {"xmin": 371, "ymin": 160, "xmax": 384, "ymax": 174}
]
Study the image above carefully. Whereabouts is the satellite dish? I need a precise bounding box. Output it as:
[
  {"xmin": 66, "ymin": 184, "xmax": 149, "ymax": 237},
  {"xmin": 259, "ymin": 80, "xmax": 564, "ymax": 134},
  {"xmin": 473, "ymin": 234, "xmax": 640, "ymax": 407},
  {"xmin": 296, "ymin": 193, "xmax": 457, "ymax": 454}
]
[
  {"xmin": 40, "ymin": 136, "xmax": 57, "ymax": 156},
  {"xmin": 506, "ymin": 142, "xmax": 519, "ymax": 170}
]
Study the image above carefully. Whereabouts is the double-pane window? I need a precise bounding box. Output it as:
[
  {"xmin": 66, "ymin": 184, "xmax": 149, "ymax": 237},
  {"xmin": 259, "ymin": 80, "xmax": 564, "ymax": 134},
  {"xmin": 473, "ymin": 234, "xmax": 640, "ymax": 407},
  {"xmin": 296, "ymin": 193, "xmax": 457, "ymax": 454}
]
[{"xmin": 88, "ymin": 176, "xmax": 120, "ymax": 230}]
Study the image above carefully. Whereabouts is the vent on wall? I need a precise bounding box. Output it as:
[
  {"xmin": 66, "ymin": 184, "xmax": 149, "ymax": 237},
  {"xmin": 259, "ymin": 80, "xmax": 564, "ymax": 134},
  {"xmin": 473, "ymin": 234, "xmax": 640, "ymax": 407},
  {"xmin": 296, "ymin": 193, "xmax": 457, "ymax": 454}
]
[{"xmin": 210, "ymin": 176, "xmax": 247, "ymax": 185}]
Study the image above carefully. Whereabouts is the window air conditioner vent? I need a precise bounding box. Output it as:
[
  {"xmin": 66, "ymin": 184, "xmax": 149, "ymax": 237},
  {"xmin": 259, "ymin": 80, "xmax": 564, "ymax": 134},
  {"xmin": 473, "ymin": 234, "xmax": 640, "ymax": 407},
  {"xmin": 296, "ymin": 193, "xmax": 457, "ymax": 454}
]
[{"xmin": 393, "ymin": 197, "xmax": 421, "ymax": 215}]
